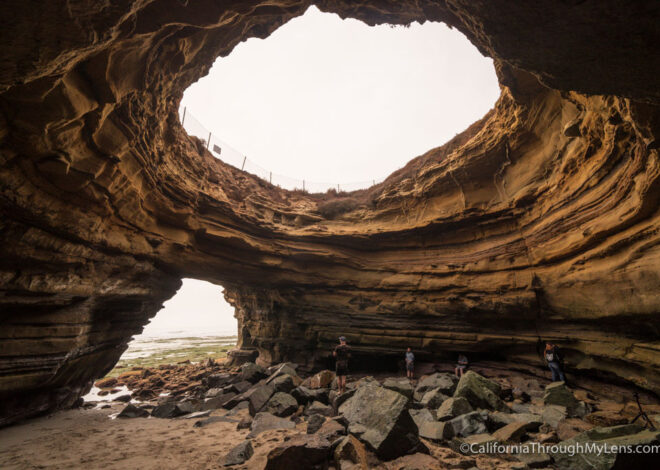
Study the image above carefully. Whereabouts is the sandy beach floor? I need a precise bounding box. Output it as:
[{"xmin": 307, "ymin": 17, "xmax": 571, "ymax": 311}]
[{"xmin": 0, "ymin": 404, "xmax": 301, "ymax": 470}]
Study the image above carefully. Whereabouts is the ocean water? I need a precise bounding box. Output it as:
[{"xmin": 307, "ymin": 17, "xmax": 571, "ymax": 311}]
[{"xmin": 121, "ymin": 327, "xmax": 237, "ymax": 360}]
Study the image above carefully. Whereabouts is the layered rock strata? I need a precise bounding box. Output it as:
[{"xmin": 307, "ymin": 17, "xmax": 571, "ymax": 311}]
[{"xmin": 1, "ymin": 0, "xmax": 659, "ymax": 425}]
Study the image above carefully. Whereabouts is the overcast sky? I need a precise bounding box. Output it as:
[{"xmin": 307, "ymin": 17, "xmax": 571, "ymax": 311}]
[
  {"xmin": 148, "ymin": 7, "xmax": 498, "ymax": 339},
  {"xmin": 182, "ymin": 5, "xmax": 499, "ymax": 187}
]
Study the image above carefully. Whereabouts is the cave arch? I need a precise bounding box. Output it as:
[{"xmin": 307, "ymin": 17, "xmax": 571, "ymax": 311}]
[{"xmin": 1, "ymin": 0, "xmax": 659, "ymax": 426}]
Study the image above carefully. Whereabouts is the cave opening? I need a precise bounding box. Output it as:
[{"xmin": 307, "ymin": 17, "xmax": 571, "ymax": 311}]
[
  {"xmin": 180, "ymin": 5, "xmax": 500, "ymax": 192},
  {"xmin": 88, "ymin": 279, "xmax": 238, "ymax": 398}
]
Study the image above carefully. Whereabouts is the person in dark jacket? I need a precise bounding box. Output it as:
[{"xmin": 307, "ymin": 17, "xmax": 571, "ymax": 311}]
[
  {"xmin": 545, "ymin": 342, "xmax": 565, "ymax": 382},
  {"xmin": 333, "ymin": 336, "xmax": 351, "ymax": 394},
  {"xmin": 405, "ymin": 347, "xmax": 415, "ymax": 380}
]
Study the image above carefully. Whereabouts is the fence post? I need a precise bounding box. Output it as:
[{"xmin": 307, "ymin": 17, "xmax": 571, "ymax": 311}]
[
  {"xmin": 303, "ymin": 180, "xmax": 305, "ymax": 191},
  {"xmin": 181, "ymin": 106, "xmax": 187, "ymax": 126},
  {"xmin": 337, "ymin": 184, "xmax": 340, "ymax": 192},
  {"xmin": 206, "ymin": 132, "xmax": 211, "ymax": 150},
  {"xmin": 373, "ymin": 179, "xmax": 376, "ymax": 186},
  {"xmin": 270, "ymin": 171, "xmax": 272, "ymax": 184},
  {"xmin": 241, "ymin": 156, "xmax": 247, "ymax": 170}
]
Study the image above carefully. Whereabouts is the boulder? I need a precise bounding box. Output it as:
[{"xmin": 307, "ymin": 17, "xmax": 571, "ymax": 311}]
[
  {"xmin": 263, "ymin": 392, "xmax": 298, "ymax": 417},
  {"xmin": 488, "ymin": 411, "xmax": 543, "ymax": 431},
  {"xmin": 330, "ymin": 389, "xmax": 356, "ymax": 412},
  {"xmin": 339, "ymin": 383, "xmax": 427, "ymax": 460},
  {"xmin": 543, "ymin": 382, "xmax": 589, "ymax": 417},
  {"xmin": 237, "ymin": 415, "xmax": 252, "ymax": 430},
  {"xmin": 193, "ymin": 416, "xmax": 238, "ymax": 428},
  {"xmin": 227, "ymin": 380, "xmax": 252, "ymax": 394},
  {"xmin": 115, "ymin": 394, "xmax": 131, "ymax": 403},
  {"xmin": 247, "ymin": 384, "xmax": 275, "ymax": 416},
  {"xmin": 205, "ymin": 388, "xmax": 224, "ymax": 398},
  {"xmin": 206, "ymin": 373, "xmax": 233, "ymax": 388},
  {"xmin": 542, "ymin": 404, "xmax": 568, "ymax": 428},
  {"xmin": 117, "ymin": 403, "xmax": 149, "ymax": 418},
  {"xmin": 316, "ymin": 419, "xmax": 346, "ymax": 441},
  {"xmin": 452, "ymin": 371, "xmax": 510, "ymax": 412},
  {"xmin": 306, "ymin": 414, "xmax": 326, "ymax": 434},
  {"xmin": 223, "ymin": 440, "xmax": 254, "ymax": 466},
  {"xmin": 334, "ymin": 435, "xmax": 369, "ymax": 470},
  {"xmin": 247, "ymin": 412, "xmax": 296, "ymax": 438},
  {"xmin": 414, "ymin": 373, "xmax": 458, "ymax": 398},
  {"xmin": 240, "ymin": 362, "xmax": 267, "ymax": 383},
  {"xmin": 382, "ymin": 377, "xmax": 414, "ymax": 399},
  {"xmin": 305, "ymin": 370, "xmax": 335, "ymax": 389},
  {"xmin": 269, "ymin": 374, "xmax": 296, "ymax": 393},
  {"xmin": 291, "ymin": 386, "xmax": 329, "ymax": 405},
  {"xmin": 305, "ymin": 400, "xmax": 334, "ymax": 417},
  {"xmin": 95, "ymin": 377, "xmax": 118, "ymax": 388},
  {"xmin": 550, "ymin": 424, "xmax": 660, "ymax": 470},
  {"xmin": 491, "ymin": 421, "xmax": 532, "ymax": 443},
  {"xmin": 443, "ymin": 411, "xmax": 488, "ymax": 439},
  {"xmin": 436, "ymin": 397, "xmax": 473, "ymax": 422},
  {"xmin": 418, "ymin": 421, "xmax": 447, "ymax": 441},
  {"xmin": 267, "ymin": 363, "xmax": 299, "ymax": 381},
  {"xmin": 202, "ymin": 392, "xmax": 236, "ymax": 411},
  {"xmin": 264, "ymin": 434, "xmax": 332, "ymax": 470},
  {"xmin": 151, "ymin": 401, "xmax": 197, "ymax": 419},
  {"xmin": 409, "ymin": 408, "xmax": 435, "ymax": 429},
  {"xmin": 419, "ymin": 388, "xmax": 450, "ymax": 409}
]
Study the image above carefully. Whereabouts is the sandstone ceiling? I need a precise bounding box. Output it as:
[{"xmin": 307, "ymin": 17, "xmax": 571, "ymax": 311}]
[{"xmin": 1, "ymin": 0, "xmax": 659, "ymax": 426}]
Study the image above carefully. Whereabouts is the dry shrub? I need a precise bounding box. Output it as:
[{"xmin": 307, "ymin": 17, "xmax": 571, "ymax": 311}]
[{"xmin": 317, "ymin": 197, "xmax": 360, "ymax": 219}]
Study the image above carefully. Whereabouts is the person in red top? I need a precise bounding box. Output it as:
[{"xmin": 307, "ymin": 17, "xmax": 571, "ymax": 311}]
[{"xmin": 333, "ymin": 336, "xmax": 351, "ymax": 394}]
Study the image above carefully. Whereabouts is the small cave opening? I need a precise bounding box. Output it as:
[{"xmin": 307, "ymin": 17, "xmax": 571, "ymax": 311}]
[
  {"xmin": 84, "ymin": 279, "xmax": 237, "ymax": 402},
  {"xmin": 180, "ymin": 5, "xmax": 500, "ymax": 193}
]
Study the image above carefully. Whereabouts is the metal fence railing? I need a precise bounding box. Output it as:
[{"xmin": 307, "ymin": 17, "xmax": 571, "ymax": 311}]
[{"xmin": 179, "ymin": 106, "xmax": 386, "ymax": 193}]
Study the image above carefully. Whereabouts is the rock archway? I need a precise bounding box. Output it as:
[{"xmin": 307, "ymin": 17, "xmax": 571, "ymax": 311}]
[{"xmin": 1, "ymin": 0, "xmax": 659, "ymax": 426}]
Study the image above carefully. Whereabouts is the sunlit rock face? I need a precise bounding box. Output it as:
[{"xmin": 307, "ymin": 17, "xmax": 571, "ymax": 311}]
[{"xmin": 1, "ymin": 0, "xmax": 659, "ymax": 425}]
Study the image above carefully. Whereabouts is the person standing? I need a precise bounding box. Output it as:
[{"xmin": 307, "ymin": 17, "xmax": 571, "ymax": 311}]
[
  {"xmin": 545, "ymin": 342, "xmax": 566, "ymax": 382},
  {"xmin": 333, "ymin": 336, "xmax": 351, "ymax": 394},
  {"xmin": 405, "ymin": 347, "xmax": 415, "ymax": 380}
]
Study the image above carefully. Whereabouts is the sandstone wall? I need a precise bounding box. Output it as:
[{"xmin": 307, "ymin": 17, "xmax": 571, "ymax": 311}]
[{"xmin": 1, "ymin": 0, "xmax": 658, "ymax": 425}]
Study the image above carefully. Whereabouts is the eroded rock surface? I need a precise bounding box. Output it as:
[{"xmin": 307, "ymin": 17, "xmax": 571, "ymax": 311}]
[{"xmin": 1, "ymin": 0, "xmax": 659, "ymax": 425}]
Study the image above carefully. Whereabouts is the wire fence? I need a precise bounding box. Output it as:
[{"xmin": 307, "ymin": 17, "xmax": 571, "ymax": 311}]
[{"xmin": 179, "ymin": 106, "xmax": 386, "ymax": 193}]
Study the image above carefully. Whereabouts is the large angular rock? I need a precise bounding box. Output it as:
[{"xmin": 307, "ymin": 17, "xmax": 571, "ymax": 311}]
[
  {"xmin": 550, "ymin": 424, "xmax": 660, "ymax": 470},
  {"xmin": 305, "ymin": 400, "xmax": 334, "ymax": 417},
  {"xmin": 382, "ymin": 377, "xmax": 414, "ymax": 399},
  {"xmin": 202, "ymin": 392, "xmax": 236, "ymax": 411},
  {"xmin": 316, "ymin": 419, "xmax": 346, "ymax": 441},
  {"xmin": 443, "ymin": 411, "xmax": 488, "ymax": 439},
  {"xmin": 488, "ymin": 411, "xmax": 543, "ymax": 430},
  {"xmin": 339, "ymin": 383, "xmax": 427, "ymax": 460},
  {"xmin": 542, "ymin": 404, "xmax": 568, "ymax": 428},
  {"xmin": 305, "ymin": 370, "xmax": 335, "ymax": 389},
  {"xmin": 409, "ymin": 408, "xmax": 436, "ymax": 429},
  {"xmin": 414, "ymin": 373, "xmax": 458, "ymax": 399},
  {"xmin": 306, "ymin": 414, "xmax": 326, "ymax": 434},
  {"xmin": 223, "ymin": 440, "xmax": 254, "ymax": 466},
  {"xmin": 151, "ymin": 401, "xmax": 197, "ymax": 418},
  {"xmin": 266, "ymin": 363, "xmax": 299, "ymax": 381},
  {"xmin": 269, "ymin": 374, "xmax": 296, "ymax": 393},
  {"xmin": 247, "ymin": 383, "xmax": 275, "ymax": 416},
  {"xmin": 436, "ymin": 397, "xmax": 473, "ymax": 421},
  {"xmin": 206, "ymin": 373, "xmax": 233, "ymax": 388},
  {"xmin": 263, "ymin": 392, "xmax": 298, "ymax": 417},
  {"xmin": 247, "ymin": 412, "xmax": 296, "ymax": 438},
  {"xmin": 334, "ymin": 435, "xmax": 369, "ymax": 470},
  {"xmin": 543, "ymin": 382, "xmax": 589, "ymax": 417},
  {"xmin": 240, "ymin": 362, "xmax": 267, "ymax": 383},
  {"xmin": 117, "ymin": 403, "xmax": 149, "ymax": 418},
  {"xmin": 452, "ymin": 371, "xmax": 510, "ymax": 412},
  {"xmin": 418, "ymin": 421, "xmax": 448, "ymax": 440},
  {"xmin": 264, "ymin": 434, "xmax": 332, "ymax": 470},
  {"xmin": 291, "ymin": 386, "xmax": 329, "ymax": 405},
  {"xmin": 419, "ymin": 388, "xmax": 450, "ymax": 409},
  {"xmin": 491, "ymin": 421, "xmax": 533, "ymax": 443}
]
